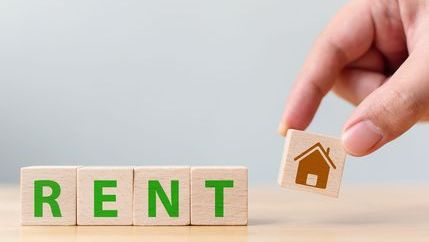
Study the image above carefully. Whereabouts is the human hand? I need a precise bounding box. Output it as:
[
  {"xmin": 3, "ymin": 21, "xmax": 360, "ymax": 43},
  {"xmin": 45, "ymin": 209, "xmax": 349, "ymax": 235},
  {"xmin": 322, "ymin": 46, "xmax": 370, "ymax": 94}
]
[{"xmin": 278, "ymin": 0, "xmax": 429, "ymax": 156}]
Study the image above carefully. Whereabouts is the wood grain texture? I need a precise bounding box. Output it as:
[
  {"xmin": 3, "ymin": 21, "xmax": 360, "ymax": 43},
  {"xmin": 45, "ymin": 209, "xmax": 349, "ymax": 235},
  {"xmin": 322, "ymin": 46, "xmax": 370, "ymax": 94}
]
[
  {"xmin": 133, "ymin": 166, "xmax": 190, "ymax": 225},
  {"xmin": 278, "ymin": 129, "xmax": 347, "ymax": 197},
  {"xmin": 3, "ymin": 185, "xmax": 429, "ymax": 241},
  {"xmin": 20, "ymin": 166, "xmax": 77, "ymax": 225},
  {"xmin": 191, "ymin": 166, "xmax": 247, "ymax": 225},
  {"xmin": 77, "ymin": 167, "xmax": 133, "ymax": 225}
]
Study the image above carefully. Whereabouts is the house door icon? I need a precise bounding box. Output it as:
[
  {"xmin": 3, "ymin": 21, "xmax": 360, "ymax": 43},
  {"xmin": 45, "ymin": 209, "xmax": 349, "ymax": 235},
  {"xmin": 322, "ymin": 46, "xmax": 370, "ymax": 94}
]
[{"xmin": 294, "ymin": 142, "xmax": 336, "ymax": 189}]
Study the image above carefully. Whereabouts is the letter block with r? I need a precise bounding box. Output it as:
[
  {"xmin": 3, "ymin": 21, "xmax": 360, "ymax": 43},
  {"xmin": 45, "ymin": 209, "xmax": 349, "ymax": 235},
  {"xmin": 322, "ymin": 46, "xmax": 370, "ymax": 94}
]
[{"xmin": 20, "ymin": 166, "xmax": 77, "ymax": 225}]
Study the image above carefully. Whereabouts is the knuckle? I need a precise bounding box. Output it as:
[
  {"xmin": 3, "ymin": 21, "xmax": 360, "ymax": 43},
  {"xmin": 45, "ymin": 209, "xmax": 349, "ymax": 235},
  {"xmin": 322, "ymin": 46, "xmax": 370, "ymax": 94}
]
[
  {"xmin": 308, "ymin": 80, "xmax": 326, "ymax": 98},
  {"xmin": 315, "ymin": 35, "xmax": 349, "ymax": 66},
  {"xmin": 390, "ymin": 88, "xmax": 425, "ymax": 119},
  {"xmin": 372, "ymin": 88, "xmax": 425, "ymax": 137}
]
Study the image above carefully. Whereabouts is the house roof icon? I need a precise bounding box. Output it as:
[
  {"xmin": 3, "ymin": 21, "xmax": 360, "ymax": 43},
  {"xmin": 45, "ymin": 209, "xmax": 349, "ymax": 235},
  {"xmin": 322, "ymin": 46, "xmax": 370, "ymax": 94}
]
[{"xmin": 294, "ymin": 142, "xmax": 336, "ymax": 169}]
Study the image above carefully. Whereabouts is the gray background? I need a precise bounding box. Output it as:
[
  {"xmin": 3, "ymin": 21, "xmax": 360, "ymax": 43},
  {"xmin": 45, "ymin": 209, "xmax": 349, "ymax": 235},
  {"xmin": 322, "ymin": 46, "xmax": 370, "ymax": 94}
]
[{"xmin": 0, "ymin": 0, "xmax": 427, "ymax": 184}]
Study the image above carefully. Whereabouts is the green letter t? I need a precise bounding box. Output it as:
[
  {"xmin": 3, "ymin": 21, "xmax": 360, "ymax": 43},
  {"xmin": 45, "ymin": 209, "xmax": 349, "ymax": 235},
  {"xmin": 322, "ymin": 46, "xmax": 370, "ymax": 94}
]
[{"xmin": 205, "ymin": 180, "xmax": 234, "ymax": 217}]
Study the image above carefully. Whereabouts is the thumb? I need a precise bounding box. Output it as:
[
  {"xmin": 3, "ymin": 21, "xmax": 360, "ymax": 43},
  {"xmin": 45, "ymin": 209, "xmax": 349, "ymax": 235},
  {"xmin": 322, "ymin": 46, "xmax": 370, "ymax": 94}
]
[{"xmin": 342, "ymin": 50, "xmax": 429, "ymax": 156}]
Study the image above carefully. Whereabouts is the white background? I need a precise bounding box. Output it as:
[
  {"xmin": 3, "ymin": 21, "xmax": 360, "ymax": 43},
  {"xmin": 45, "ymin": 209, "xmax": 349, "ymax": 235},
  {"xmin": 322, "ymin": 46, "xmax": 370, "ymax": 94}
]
[{"xmin": 0, "ymin": 0, "xmax": 427, "ymax": 184}]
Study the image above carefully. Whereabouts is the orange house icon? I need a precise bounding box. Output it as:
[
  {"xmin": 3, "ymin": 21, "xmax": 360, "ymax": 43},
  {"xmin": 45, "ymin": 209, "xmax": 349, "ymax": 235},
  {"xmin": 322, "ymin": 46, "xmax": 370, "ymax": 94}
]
[{"xmin": 294, "ymin": 142, "xmax": 336, "ymax": 189}]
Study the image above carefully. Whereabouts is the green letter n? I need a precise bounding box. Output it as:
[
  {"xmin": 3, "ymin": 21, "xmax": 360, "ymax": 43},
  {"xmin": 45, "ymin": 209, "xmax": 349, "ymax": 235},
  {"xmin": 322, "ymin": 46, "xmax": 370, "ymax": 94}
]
[
  {"xmin": 34, "ymin": 180, "xmax": 62, "ymax": 217},
  {"xmin": 205, "ymin": 180, "xmax": 234, "ymax": 217},
  {"xmin": 148, "ymin": 180, "xmax": 179, "ymax": 217},
  {"xmin": 94, "ymin": 180, "xmax": 118, "ymax": 217}
]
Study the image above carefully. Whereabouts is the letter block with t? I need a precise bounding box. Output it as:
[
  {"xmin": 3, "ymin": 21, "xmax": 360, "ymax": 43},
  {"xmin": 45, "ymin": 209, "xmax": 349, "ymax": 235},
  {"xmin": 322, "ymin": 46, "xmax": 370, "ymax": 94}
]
[
  {"xmin": 77, "ymin": 167, "xmax": 133, "ymax": 225},
  {"xmin": 20, "ymin": 166, "xmax": 77, "ymax": 225},
  {"xmin": 133, "ymin": 166, "xmax": 190, "ymax": 225},
  {"xmin": 191, "ymin": 166, "xmax": 248, "ymax": 225}
]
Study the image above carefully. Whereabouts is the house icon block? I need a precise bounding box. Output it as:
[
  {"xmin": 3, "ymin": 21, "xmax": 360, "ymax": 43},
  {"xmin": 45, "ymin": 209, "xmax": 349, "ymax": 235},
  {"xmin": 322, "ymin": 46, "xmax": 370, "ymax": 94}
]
[{"xmin": 278, "ymin": 129, "xmax": 347, "ymax": 197}]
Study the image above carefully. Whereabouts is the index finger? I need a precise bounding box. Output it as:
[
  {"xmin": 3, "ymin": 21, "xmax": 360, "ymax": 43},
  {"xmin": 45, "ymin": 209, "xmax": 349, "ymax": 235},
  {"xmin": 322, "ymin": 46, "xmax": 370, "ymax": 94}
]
[{"xmin": 279, "ymin": 0, "xmax": 374, "ymax": 135}]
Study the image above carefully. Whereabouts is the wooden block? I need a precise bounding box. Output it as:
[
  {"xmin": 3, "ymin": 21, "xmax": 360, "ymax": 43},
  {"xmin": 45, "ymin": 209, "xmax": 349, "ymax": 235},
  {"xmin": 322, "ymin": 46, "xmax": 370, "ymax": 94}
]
[
  {"xmin": 278, "ymin": 129, "xmax": 347, "ymax": 197},
  {"xmin": 133, "ymin": 166, "xmax": 190, "ymax": 225},
  {"xmin": 191, "ymin": 166, "xmax": 247, "ymax": 225},
  {"xmin": 20, "ymin": 166, "xmax": 77, "ymax": 225},
  {"xmin": 77, "ymin": 167, "xmax": 133, "ymax": 225}
]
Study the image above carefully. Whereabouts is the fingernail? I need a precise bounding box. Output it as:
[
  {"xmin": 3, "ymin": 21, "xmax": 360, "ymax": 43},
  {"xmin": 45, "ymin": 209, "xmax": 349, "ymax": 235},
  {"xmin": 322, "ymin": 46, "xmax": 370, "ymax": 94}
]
[
  {"xmin": 342, "ymin": 120, "xmax": 383, "ymax": 156},
  {"xmin": 278, "ymin": 123, "xmax": 288, "ymax": 137}
]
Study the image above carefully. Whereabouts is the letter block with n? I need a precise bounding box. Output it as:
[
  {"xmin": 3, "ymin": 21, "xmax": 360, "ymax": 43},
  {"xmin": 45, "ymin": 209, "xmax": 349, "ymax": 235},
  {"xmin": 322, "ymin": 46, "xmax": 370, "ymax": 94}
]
[
  {"xmin": 20, "ymin": 166, "xmax": 77, "ymax": 225},
  {"xmin": 133, "ymin": 166, "xmax": 190, "ymax": 225}
]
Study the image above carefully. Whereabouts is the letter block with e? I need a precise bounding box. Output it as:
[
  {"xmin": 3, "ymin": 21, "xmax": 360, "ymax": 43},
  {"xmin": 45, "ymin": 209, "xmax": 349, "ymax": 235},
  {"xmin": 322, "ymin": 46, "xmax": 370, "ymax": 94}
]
[
  {"xmin": 77, "ymin": 167, "xmax": 133, "ymax": 225},
  {"xmin": 133, "ymin": 166, "xmax": 190, "ymax": 225},
  {"xmin": 191, "ymin": 167, "xmax": 248, "ymax": 225},
  {"xmin": 20, "ymin": 166, "xmax": 77, "ymax": 225}
]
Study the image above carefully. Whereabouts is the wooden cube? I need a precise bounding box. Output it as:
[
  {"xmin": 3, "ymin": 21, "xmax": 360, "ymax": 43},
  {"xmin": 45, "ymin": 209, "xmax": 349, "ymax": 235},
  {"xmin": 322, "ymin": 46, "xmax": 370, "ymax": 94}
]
[
  {"xmin": 191, "ymin": 166, "xmax": 247, "ymax": 225},
  {"xmin": 20, "ymin": 166, "xmax": 77, "ymax": 225},
  {"xmin": 77, "ymin": 167, "xmax": 133, "ymax": 225},
  {"xmin": 278, "ymin": 129, "xmax": 347, "ymax": 197},
  {"xmin": 133, "ymin": 166, "xmax": 190, "ymax": 225}
]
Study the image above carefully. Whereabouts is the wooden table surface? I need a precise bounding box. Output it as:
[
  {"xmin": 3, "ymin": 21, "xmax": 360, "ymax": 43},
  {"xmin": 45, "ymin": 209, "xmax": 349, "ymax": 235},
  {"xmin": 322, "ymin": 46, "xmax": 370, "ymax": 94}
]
[{"xmin": 1, "ymin": 184, "xmax": 428, "ymax": 242}]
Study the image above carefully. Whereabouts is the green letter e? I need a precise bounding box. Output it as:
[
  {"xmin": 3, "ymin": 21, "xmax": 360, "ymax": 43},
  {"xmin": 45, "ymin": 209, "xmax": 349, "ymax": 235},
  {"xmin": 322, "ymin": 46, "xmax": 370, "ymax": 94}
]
[{"xmin": 94, "ymin": 180, "xmax": 118, "ymax": 217}]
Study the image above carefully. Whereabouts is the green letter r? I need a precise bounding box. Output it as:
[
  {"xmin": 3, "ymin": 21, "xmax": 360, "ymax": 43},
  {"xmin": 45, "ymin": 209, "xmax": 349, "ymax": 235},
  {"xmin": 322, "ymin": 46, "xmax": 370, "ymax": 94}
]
[{"xmin": 34, "ymin": 180, "xmax": 62, "ymax": 217}]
